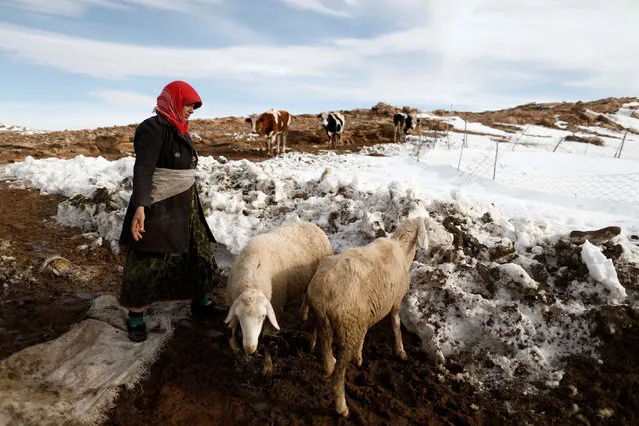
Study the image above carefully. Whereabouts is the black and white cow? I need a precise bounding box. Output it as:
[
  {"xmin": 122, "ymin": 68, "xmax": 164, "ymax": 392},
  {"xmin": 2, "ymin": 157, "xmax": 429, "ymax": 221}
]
[
  {"xmin": 393, "ymin": 113, "xmax": 420, "ymax": 142},
  {"xmin": 318, "ymin": 111, "xmax": 345, "ymax": 148}
]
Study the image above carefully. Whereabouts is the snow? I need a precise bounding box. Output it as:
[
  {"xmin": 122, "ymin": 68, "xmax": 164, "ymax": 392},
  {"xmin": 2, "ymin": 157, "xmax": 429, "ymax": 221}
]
[
  {"xmin": 1, "ymin": 115, "xmax": 638, "ymax": 397},
  {"xmin": 608, "ymin": 112, "xmax": 639, "ymax": 132},
  {"xmin": 581, "ymin": 240, "xmax": 626, "ymax": 302},
  {"xmin": 0, "ymin": 123, "xmax": 47, "ymax": 135}
]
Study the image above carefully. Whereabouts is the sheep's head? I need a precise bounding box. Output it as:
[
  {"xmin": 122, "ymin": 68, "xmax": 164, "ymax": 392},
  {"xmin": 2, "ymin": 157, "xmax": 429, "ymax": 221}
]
[
  {"xmin": 224, "ymin": 288, "xmax": 279, "ymax": 354},
  {"xmin": 393, "ymin": 216, "xmax": 453, "ymax": 262}
]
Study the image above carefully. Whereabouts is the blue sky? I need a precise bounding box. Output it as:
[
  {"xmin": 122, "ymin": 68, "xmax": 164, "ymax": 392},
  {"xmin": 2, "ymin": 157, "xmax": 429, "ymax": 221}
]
[{"xmin": 0, "ymin": 0, "xmax": 637, "ymax": 130}]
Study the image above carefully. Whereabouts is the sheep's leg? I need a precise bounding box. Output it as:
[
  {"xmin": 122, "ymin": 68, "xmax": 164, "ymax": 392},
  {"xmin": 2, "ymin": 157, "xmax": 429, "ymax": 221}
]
[
  {"xmin": 355, "ymin": 331, "xmax": 367, "ymax": 367},
  {"xmin": 332, "ymin": 333, "xmax": 362, "ymax": 418},
  {"xmin": 333, "ymin": 353, "xmax": 350, "ymax": 418},
  {"xmin": 228, "ymin": 318, "xmax": 240, "ymax": 355},
  {"xmin": 317, "ymin": 315, "xmax": 336, "ymax": 376},
  {"xmin": 263, "ymin": 335, "xmax": 274, "ymax": 378},
  {"xmin": 394, "ymin": 125, "xmax": 398, "ymax": 142},
  {"xmin": 265, "ymin": 135, "xmax": 271, "ymax": 157},
  {"xmin": 281, "ymin": 132, "xmax": 287, "ymax": 154},
  {"xmin": 391, "ymin": 308, "xmax": 408, "ymax": 360},
  {"xmin": 262, "ymin": 323, "xmax": 276, "ymax": 378},
  {"xmin": 309, "ymin": 325, "xmax": 318, "ymax": 353}
]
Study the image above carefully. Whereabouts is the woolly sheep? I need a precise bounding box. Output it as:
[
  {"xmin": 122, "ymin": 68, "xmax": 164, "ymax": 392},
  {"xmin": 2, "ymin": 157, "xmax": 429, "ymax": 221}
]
[
  {"xmin": 224, "ymin": 221, "xmax": 333, "ymax": 377},
  {"xmin": 301, "ymin": 216, "xmax": 447, "ymax": 417}
]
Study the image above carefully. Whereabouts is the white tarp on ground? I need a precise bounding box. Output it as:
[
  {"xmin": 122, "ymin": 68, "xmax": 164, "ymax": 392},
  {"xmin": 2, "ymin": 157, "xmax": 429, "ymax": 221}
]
[{"xmin": 0, "ymin": 295, "xmax": 188, "ymax": 426}]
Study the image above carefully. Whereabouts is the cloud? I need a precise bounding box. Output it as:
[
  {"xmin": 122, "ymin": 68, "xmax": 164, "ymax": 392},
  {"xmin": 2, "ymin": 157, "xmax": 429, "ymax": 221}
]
[
  {"xmin": 4, "ymin": 0, "xmax": 223, "ymax": 17},
  {"xmin": 0, "ymin": 23, "xmax": 360, "ymax": 79},
  {"xmin": 278, "ymin": 0, "xmax": 352, "ymax": 18},
  {"xmin": 5, "ymin": 0, "xmax": 125, "ymax": 17},
  {"xmin": 90, "ymin": 90, "xmax": 157, "ymax": 109},
  {"xmin": 0, "ymin": 101, "xmax": 151, "ymax": 130}
]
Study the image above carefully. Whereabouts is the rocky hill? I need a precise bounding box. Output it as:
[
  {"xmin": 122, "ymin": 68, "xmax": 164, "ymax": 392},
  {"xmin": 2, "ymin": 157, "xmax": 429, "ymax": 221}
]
[{"xmin": 1, "ymin": 97, "xmax": 637, "ymax": 164}]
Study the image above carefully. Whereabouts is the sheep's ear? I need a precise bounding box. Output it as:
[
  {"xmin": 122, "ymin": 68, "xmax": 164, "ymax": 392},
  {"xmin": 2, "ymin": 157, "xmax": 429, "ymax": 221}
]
[
  {"xmin": 417, "ymin": 218, "xmax": 429, "ymax": 250},
  {"xmin": 224, "ymin": 299, "xmax": 238, "ymax": 324},
  {"xmin": 264, "ymin": 299, "xmax": 280, "ymax": 331}
]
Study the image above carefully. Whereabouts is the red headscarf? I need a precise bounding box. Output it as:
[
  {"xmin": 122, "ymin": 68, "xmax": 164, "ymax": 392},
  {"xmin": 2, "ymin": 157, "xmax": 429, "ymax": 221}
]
[{"xmin": 155, "ymin": 81, "xmax": 202, "ymax": 135}]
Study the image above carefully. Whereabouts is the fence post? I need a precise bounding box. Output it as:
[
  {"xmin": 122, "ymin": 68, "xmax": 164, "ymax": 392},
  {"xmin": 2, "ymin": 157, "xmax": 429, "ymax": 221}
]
[
  {"xmin": 464, "ymin": 120, "xmax": 468, "ymax": 147},
  {"xmin": 512, "ymin": 124, "xmax": 530, "ymax": 151},
  {"xmin": 457, "ymin": 137, "xmax": 465, "ymax": 171},
  {"xmin": 447, "ymin": 104, "xmax": 452, "ymax": 150},
  {"xmin": 615, "ymin": 131, "xmax": 628, "ymax": 158},
  {"xmin": 552, "ymin": 136, "xmax": 565, "ymax": 153},
  {"xmin": 493, "ymin": 139, "xmax": 499, "ymax": 180}
]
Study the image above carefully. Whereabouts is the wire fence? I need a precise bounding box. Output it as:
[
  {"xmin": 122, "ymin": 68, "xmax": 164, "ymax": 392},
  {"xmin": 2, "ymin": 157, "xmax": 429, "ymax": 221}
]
[
  {"xmin": 411, "ymin": 131, "xmax": 639, "ymax": 204},
  {"xmin": 454, "ymin": 154, "xmax": 639, "ymax": 203}
]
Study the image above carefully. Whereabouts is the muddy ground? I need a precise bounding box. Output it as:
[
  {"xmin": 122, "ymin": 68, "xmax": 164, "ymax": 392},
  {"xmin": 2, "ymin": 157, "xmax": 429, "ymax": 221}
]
[
  {"xmin": 1, "ymin": 100, "xmax": 638, "ymax": 425},
  {"xmin": 2, "ymin": 184, "xmax": 638, "ymax": 425}
]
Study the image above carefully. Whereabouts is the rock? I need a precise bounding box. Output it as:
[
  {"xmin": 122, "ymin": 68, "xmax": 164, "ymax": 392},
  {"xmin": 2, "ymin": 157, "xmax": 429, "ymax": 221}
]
[
  {"xmin": 488, "ymin": 241, "xmax": 517, "ymax": 263},
  {"xmin": 565, "ymin": 135, "xmax": 605, "ymax": 146},
  {"xmin": 480, "ymin": 212, "xmax": 493, "ymax": 224},
  {"xmin": 529, "ymin": 262, "xmax": 549, "ymax": 285},
  {"xmin": 39, "ymin": 256, "xmax": 74, "ymax": 277},
  {"xmin": 569, "ymin": 226, "xmax": 621, "ymax": 245},
  {"xmin": 371, "ymin": 102, "xmax": 395, "ymax": 115}
]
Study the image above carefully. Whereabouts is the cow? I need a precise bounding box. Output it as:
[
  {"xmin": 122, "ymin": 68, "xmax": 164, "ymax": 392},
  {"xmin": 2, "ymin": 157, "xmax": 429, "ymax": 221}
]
[
  {"xmin": 317, "ymin": 111, "xmax": 345, "ymax": 148},
  {"xmin": 245, "ymin": 109, "xmax": 292, "ymax": 157},
  {"xmin": 393, "ymin": 112, "xmax": 420, "ymax": 142}
]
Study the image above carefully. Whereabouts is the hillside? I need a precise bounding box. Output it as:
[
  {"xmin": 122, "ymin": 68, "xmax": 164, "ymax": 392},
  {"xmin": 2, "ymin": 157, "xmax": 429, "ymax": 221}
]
[{"xmin": 1, "ymin": 97, "xmax": 637, "ymax": 164}]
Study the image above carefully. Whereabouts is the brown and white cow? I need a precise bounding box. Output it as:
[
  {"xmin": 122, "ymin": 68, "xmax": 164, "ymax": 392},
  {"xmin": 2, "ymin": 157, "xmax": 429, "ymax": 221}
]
[{"xmin": 245, "ymin": 109, "xmax": 292, "ymax": 157}]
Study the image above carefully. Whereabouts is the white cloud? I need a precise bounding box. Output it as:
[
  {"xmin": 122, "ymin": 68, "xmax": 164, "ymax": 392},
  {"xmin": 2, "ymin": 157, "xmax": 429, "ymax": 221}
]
[
  {"xmin": 4, "ymin": 0, "xmax": 222, "ymax": 17},
  {"xmin": 278, "ymin": 0, "xmax": 352, "ymax": 18},
  {"xmin": 0, "ymin": 101, "xmax": 150, "ymax": 130},
  {"xmin": 0, "ymin": 23, "xmax": 360, "ymax": 79},
  {"xmin": 90, "ymin": 90, "xmax": 157, "ymax": 109},
  {"xmin": 5, "ymin": 0, "xmax": 124, "ymax": 16},
  {"xmin": 3, "ymin": 0, "xmax": 636, "ymax": 87}
]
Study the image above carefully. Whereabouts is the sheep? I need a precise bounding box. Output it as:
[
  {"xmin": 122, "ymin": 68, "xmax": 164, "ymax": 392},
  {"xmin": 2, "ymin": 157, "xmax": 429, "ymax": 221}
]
[
  {"xmin": 224, "ymin": 221, "xmax": 333, "ymax": 377},
  {"xmin": 301, "ymin": 216, "xmax": 446, "ymax": 417}
]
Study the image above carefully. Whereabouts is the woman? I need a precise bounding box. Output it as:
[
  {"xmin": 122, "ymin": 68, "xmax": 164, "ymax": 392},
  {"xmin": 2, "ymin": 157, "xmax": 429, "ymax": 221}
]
[{"xmin": 119, "ymin": 80, "xmax": 224, "ymax": 342}]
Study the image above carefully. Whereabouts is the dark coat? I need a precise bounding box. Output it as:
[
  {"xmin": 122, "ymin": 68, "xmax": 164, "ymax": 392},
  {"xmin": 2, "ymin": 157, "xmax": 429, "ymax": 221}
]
[{"xmin": 119, "ymin": 114, "xmax": 215, "ymax": 253}]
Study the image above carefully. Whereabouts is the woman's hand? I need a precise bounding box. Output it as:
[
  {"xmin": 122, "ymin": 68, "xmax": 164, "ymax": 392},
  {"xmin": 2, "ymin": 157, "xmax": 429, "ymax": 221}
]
[{"xmin": 131, "ymin": 206, "xmax": 146, "ymax": 241}]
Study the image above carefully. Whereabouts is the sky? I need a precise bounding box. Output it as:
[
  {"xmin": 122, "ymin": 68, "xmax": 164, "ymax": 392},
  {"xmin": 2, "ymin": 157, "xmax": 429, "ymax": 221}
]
[
  {"xmin": 0, "ymin": 0, "xmax": 638, "ymax": 130},
  {"xmin": 2, "ymin": 111, "xmax": 638, "ymax": 401}
]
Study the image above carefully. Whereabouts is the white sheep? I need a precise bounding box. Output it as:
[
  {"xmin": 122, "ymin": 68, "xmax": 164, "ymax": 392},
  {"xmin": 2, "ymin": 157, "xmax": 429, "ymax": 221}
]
[
  {"xmin": 224, "ymin": 221, "xmax": 333, "ymax": 377},
  {"xmin": 301, "ymin": 216, "xmax": 447, "ymax": 417}
]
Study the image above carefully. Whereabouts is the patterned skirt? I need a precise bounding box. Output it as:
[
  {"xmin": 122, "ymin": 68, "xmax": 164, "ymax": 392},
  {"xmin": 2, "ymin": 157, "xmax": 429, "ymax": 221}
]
[{"xmin": 119, "ymin": 187, "xmax": 221, "ymax": 308}]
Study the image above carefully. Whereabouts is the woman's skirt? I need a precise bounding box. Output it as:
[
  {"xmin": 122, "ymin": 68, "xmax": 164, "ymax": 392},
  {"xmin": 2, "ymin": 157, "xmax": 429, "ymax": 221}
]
[{"xmin": 119, "ymin": 188, "xmax": 221, "ymax": 308}]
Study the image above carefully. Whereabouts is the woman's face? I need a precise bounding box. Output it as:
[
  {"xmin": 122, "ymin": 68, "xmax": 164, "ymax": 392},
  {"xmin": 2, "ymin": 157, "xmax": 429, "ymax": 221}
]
[{"xmin": 182, "ymin": 103, "xmax": 195, "ymax": 121}]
